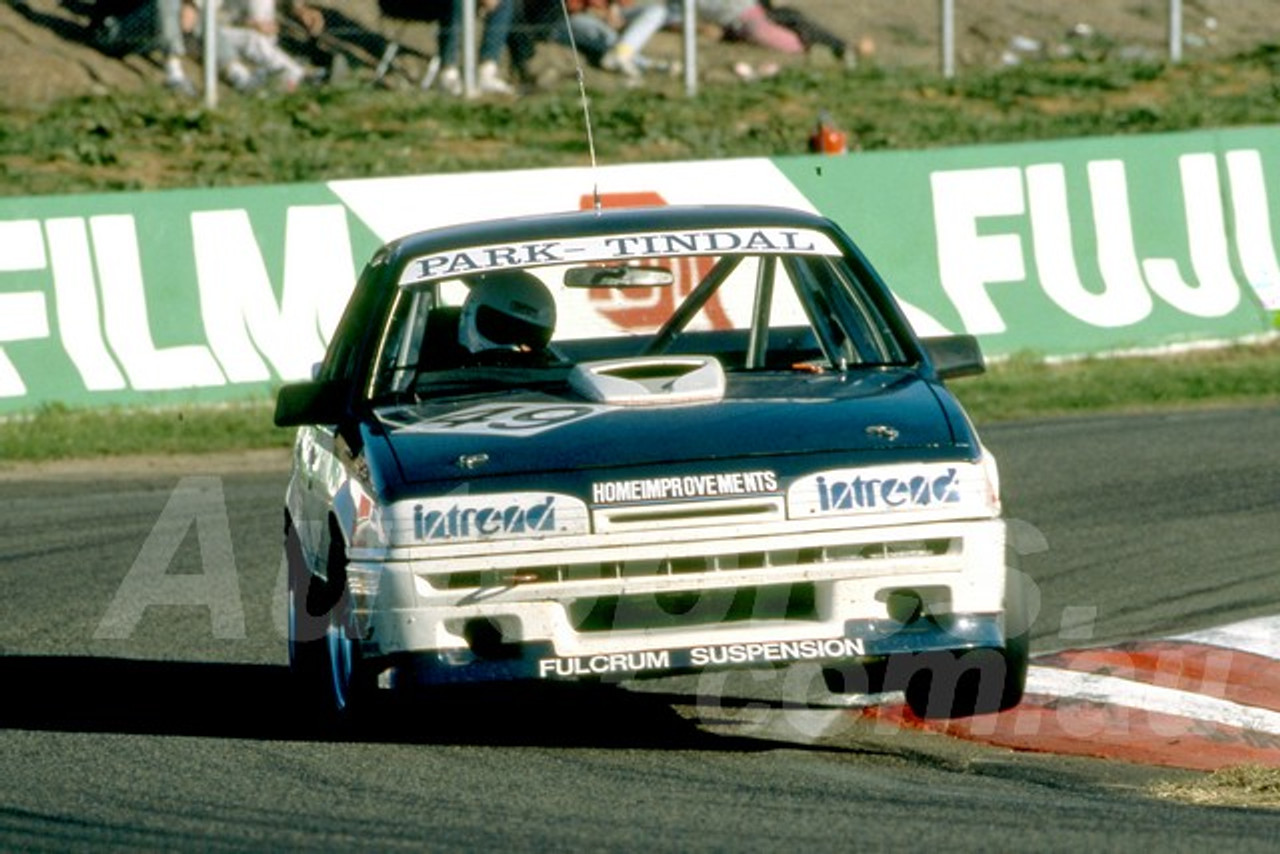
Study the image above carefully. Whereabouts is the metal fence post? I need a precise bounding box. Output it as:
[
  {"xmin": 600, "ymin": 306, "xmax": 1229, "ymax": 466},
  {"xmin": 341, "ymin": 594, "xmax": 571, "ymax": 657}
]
[
  {"xmin": 683, "ymin": 0, "xmax": 698, "ymax": 97},
  {"xmin": 940, "ymin": 0, "xmax": 956, "ymax": 78},
  {"xmin": 1169, "ymin": 0, "xmax": 1184, "ymax": 63},
  {"xmin": 463, "ymin": 0, "xmax": 477, "ymax": 97},
  {"xmin": 203, "ymin": 0, "xmax": 217, "ymax": 108}
]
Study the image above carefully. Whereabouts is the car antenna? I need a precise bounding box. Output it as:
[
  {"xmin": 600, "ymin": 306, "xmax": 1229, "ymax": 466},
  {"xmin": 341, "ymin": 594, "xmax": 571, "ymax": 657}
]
[{"xmin": 556, "ymin": 0, "xmax": 602, "ymax": 214}]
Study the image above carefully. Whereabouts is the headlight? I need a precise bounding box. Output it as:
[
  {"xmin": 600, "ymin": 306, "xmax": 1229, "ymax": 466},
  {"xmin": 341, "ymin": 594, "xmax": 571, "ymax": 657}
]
[{"xmin": 979, "ymin": 449, "xmax": 1002, "ymax": 514}]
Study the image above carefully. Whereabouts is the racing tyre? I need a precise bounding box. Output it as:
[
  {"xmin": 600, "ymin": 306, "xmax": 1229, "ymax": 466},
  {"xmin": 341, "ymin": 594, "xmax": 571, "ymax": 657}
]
[
  {"xmin": 289, "ymin": 529, "xmax": 373, "ymax": 729},
  {"xmin": 903, "ymin": 571, "xmax": 1031, "ymax": 719},
  {"xmin": 286, "ymin": 527, "xmax": 329, "ymax": 695},
  {"xmin": 821, "ymin": 660, "xmax": 888, "ymax": 696},
  {"xmin": 323, "ymin": 587, "xmax": 374, "ymax": 722}
]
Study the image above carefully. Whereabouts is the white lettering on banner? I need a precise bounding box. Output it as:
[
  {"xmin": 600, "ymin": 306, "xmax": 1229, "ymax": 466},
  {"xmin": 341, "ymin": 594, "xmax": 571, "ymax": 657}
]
[
  {"xmin": 1088, "ymin": 160, "xmax": 1155, "ymax": 325},
  {"xmin": 1027, "ymin": 162, "xmax": 1153, "ymax": 327},
  {"xmin": 0, "ymin": 292, "xmax": 49, "ymax": 397},
  {"xmin": 1228, "ymin": 150, "xmax": 1280, "ymax": 311},
  {"xmin": 1140, "ymin": 153, "xmax": 1241, "ymax": 318},
  {"xmin": 933, "ymin": 153, "xmax": 1261, "ymax": 335},
  {"xmin": 0, "ymin": 219, "xmax": 46, "ymax": 271},
  {"xmin": 195, "ymin": 206, "xmax": 355, "ymax": 382},
  {"xmin": 0, "ymin": 220, "xmax": 51, "ymax": 397},
  {"xmin": 932, "ymin": 167, "xmax": 1027, "ymax": 335},
  {"xmin": 92, "ymin": 215, "xmax": 226, "ymax": 390},
  {"xmin": 7, "ymin": 146, "xmax": 1280, "ymax": 408},
  {"xmin": 45, "ymin": 218, "xmax": 127, "ymax": 391}
]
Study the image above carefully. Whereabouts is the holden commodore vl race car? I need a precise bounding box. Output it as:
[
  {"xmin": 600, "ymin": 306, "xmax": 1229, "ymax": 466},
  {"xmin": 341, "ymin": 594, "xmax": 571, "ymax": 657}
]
[{"xmin": 275, "ymin": 204, "xmax": 1029, "ymax": 722}]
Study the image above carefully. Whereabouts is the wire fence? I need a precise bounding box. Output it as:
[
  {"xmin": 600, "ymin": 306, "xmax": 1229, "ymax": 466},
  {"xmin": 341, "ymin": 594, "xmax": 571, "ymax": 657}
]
[{"xmin": 7, "ymin": 0, "xmax": 1269, "ymax": 106}]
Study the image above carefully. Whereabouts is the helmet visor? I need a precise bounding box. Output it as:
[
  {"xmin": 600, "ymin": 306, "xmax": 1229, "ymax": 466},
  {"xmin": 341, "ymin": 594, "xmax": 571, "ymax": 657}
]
[{"xmin": 475, "ymin": 303, "xmax": 553, "ymax": 350}]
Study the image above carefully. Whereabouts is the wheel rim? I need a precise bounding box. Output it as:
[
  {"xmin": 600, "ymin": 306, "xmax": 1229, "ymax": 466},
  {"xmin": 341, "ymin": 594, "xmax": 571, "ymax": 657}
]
[
  {"xmin": 287, "ymin": 575, "xmax": 301, "ymax": 670},
  {"xmin": 326, "ymin": 607, "xmax": 355, "ymax": 713}
]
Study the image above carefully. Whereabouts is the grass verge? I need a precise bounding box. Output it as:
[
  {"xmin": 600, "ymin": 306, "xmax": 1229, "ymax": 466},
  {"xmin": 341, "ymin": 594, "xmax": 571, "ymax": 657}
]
[
  {"xmin": 1, "ymin": 338, "xmax": 1276, "ymax": 464},
  {"xmin": 1153, "ymin": 764, "xmax": 1280, "ymax": 809},
  {"xmin": 956, "ymin": 337, "xmax": 1280, "ymax": 422},
  {"xmin": 6, "ymin": 50, "xmax": 1280, "ymax": 196}
]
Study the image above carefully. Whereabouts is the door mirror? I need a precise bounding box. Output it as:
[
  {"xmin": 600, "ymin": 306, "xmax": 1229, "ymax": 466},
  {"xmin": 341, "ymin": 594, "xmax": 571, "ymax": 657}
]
[
  {"xmin": 274, "ymin": 379, "xmax": 349, "ymax": 427},
  {"xmin": 923, "ymin": 334, "xmax": 985, "ymax": 380}
]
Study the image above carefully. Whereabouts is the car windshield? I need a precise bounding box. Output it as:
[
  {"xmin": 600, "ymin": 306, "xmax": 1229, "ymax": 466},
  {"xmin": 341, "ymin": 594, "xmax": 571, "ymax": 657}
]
[{"xmin": 366, "ymin": 225, "xmax": 910, "ymax": 404}]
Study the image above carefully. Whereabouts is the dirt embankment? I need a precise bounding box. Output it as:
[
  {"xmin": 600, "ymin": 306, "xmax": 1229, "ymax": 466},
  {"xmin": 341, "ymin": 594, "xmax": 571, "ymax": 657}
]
[{"xmin": 3, "ymin": 0, "xmax": 1277, "ymax": 107}]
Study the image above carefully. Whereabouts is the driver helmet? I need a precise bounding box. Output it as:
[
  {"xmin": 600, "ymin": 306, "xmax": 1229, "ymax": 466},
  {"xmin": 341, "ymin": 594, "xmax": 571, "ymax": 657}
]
[{"xmin": 458, "ymin": 271, "xmax": 557, "ymax": 354}]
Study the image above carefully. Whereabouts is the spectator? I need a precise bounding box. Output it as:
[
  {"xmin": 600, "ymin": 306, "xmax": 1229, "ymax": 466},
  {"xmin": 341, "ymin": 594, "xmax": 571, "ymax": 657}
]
[
  {"xmin": 506, "ymin": 0, "xmax": 561, "ymax": 86},
  {"xmin": 284, "ymin": 0, "xmax": 325, "ymax": 37},
  {"xmin": 157, "ymin": 0, "xmax": 197, "ymax": 94},
  {"xmin": 758, "ymin": 0, "xmax": 866, "ymax": 66},
  {"xmin": 555, "ymin": 0, "xmax": 670, "ymax": 80},
  {"xmin": 87, "ymin": 0, "xmax": 197, "ymax": 95},
  {"xmin": 275, "ymin": 1, "xmax": 348, "ymax": 82},
  {"xmin": 687, "ymin": 0, "xmax": 805, "ymax": 55},
  {"xmin": 409, "ymin": 0, "xmax": 518, "ymax": 96},
  {"xmin": 184, "ymin": 0, "xmax": 310, "ymax": 92}
]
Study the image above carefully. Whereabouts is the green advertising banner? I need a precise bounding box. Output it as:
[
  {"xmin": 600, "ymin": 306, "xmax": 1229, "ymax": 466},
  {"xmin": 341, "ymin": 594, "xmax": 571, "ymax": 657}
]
[
  {"xmin": 0, "ymin": 127, "xmax": 1276, "ymax": 416},
  {"xmin": 0, "ymin": 184, "xmax": 382, "ymax": 412},
  {"xmin": 776, "ymin": 125, "xmax": 1280, "ymax": 353}
]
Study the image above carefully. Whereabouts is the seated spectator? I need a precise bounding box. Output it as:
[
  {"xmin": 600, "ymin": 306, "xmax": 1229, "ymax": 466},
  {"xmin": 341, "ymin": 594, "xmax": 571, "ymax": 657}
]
[
  {"xmin": 555, "ymin": 0, "xmax": 671, "ymax": 81},
  {"xmin": 284, "ymin": 0, "xmax": 325, "ymax": 37},
  {"xmin": 687, "ymin": 0, "xmax": 805, "ymax": 55},
  {"xmin": 88, "ymin": 0, "xmax": 197, "ymax": 95},
  {"xmin": 439, "ymin": 0, "xmax": 518, "ymax": 95},
  {"xmin": 380, "ymin": 0, "xmax": 517, "ymax": 96},
  {"xmin": 183, "ymin": 0, "xmax": 311, "ymax": 92},
  {"xmin": 758, "ymin": 0, "xmax": 867, "ymax": 66},
  {"xmin": 506, "ymin": 0, "xmax": 561, "ymax": 86},
  {"xmin": 157, "ymin": 0, "xmax": 197, "ymax": 94},
  {"xmin": 276, "ymin": 1, "xmax": 360, "ymax": 85}
]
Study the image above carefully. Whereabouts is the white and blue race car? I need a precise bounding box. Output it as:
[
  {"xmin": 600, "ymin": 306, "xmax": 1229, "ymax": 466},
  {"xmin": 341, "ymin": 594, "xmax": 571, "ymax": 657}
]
[{"xmin": 275, "ymin": 204, "xmax": 1028, "ymax": 722}]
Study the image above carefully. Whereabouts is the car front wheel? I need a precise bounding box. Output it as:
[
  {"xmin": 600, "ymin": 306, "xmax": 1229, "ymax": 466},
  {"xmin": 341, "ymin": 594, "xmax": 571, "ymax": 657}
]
[
  {"xmin": 903, "ymin": 570, "xmax": 1031, "ymax": 719},
  {"xmin": 288, "ymin": 528, "xmax": 371, "ymax": 727},
  {"xmin": 324, "ymin": 590, "xmax": 368, "ymax": 718}
]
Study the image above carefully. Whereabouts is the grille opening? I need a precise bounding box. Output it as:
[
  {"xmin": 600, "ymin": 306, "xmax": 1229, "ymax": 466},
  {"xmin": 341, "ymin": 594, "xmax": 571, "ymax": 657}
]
[
  {"xmin": 570, "ymin": 583, "xmax": 818, "ymax": 633},
  {"xmin": 446, "ymin": 567, "xmax": 562, "ymax": 590},
  {"xmin": 423, "ymin": 538, "xmax": 960, "ymax": 591},
  {"xmin": 600, "ymin": 502, "xmax": 782, "ymax": 526},
  {"xmin": 734, "ymin": 552, "xmax": 768, "ymax": 570},
  {"xmin": 564, "ymin": 563, "xmax": 615, "ymax": 583},
  {"xmin": 463, "ymin": 617, "xmax": 523, "ymax": 661},
  {"xmin": 856, "ymin": 539, "xmax": 955, "ymax": 560},
  {"xmin": 878, "ymin": 585, "xmax": 953, "ymax": 629},
  {"xmin": 669, "ymin": 557, "xmax": 707, "ymax": 575}
]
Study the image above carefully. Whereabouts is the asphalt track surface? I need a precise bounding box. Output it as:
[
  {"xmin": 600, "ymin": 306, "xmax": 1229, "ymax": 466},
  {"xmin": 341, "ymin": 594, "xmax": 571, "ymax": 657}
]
[{"xmin": 2, "ymin": 406, "xmax": 1278, "ymax": 851}]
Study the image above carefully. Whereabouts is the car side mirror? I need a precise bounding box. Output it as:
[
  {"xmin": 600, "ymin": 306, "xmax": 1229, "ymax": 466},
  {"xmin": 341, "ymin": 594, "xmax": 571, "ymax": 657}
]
[
  {"xmin": 274, "ymin": 379, "xmax": 350, "ymax": 427},
  {"xmin": 923, "ymin": 334, "xmax": 985, "ymax": 380}
]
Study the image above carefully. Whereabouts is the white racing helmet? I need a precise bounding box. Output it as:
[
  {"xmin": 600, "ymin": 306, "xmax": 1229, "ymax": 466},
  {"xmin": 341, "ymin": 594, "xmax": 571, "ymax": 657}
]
[{"xmin": 458, "ymin": 271, "xmax": 557, "ymax": 354}]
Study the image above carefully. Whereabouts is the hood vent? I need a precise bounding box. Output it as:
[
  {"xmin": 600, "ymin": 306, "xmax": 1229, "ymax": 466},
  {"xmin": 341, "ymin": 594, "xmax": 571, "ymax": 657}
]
[{"xmin": 569, "ymin": 356, "xmax": 726, "ymax": 406}]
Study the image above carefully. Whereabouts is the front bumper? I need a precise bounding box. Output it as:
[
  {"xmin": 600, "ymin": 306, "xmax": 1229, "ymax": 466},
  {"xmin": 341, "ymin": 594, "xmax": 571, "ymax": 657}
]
[
  {"xmin": 349, "ymin": 517, "xmax": 1010, "ymax": 689},
  {"xmin": 370, "ymin": 612, "xmax": 1006, "ymax": 689}
]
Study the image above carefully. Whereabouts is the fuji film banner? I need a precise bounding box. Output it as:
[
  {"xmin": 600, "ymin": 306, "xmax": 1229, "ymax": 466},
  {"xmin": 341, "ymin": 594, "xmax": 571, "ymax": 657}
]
[{"xmin": 0, "ymin": 127, "xmax": 1275, "ymax": 414}]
